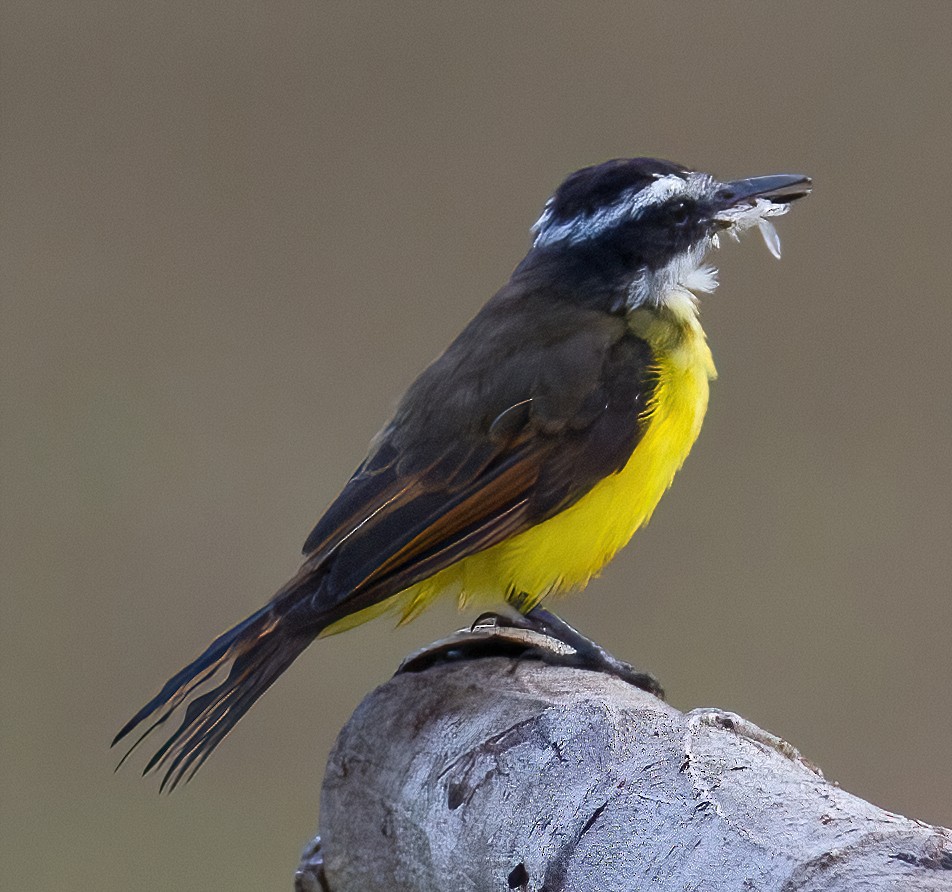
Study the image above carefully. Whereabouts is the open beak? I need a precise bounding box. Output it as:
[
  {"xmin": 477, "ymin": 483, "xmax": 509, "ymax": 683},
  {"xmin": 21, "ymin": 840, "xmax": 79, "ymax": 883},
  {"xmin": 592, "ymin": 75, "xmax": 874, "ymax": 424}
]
[
  {"xmin": 717, "ymin": 174, "xmax": 812, "ymax": 208},
  {"xmin": 712, "ymin": 173, "xmax": 811, "ymax": 259}
]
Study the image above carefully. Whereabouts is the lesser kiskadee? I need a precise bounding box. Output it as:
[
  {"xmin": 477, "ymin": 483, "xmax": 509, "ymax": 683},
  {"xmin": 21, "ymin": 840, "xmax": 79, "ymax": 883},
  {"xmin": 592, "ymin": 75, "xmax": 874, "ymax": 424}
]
[{"xmin": 115, "ymin": 158, "xmax": 810, "ymax": 788}]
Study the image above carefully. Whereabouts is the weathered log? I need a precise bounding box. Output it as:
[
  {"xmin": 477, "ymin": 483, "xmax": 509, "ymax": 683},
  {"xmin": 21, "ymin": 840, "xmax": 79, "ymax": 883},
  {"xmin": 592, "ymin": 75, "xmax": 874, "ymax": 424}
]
[{"xmin": 298, "ymin": 622, "xmax": 952, "ymax": 891}]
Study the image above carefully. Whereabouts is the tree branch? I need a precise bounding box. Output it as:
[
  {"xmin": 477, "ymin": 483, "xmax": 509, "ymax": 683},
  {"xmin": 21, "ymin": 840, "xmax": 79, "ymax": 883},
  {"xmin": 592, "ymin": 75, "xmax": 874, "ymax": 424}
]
[{"xmin": 298, "ymin": 622, "xmax": 952, "ymax": 891}]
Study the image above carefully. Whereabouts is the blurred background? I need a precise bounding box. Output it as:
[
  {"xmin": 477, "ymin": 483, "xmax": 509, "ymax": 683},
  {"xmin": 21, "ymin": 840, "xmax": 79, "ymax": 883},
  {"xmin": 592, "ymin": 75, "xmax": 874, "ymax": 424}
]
[{"xmin": 3, "ymin": 3, "xmax": 951, "ymax": 888}]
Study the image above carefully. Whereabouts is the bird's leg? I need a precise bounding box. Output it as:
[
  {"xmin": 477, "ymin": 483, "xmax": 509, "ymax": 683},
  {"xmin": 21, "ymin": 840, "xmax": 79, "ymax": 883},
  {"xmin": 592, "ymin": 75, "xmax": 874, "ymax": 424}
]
[{"xmin": 485, "ymin": 603, "xmax": 664, "ymax": 698}]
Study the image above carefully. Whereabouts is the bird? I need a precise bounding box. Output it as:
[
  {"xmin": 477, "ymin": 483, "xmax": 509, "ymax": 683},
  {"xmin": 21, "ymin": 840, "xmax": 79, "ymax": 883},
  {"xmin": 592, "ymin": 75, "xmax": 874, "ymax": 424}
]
[{"xmin": 114, "ymin": 157, "xmax": 811, "ymax": 789}]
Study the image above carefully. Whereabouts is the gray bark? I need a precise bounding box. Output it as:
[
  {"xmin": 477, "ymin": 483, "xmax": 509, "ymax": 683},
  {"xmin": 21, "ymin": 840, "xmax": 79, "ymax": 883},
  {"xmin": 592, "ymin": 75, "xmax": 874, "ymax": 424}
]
[{"xmin": 298, "ymin": 623, "xmax": 952, "ymax": 891}]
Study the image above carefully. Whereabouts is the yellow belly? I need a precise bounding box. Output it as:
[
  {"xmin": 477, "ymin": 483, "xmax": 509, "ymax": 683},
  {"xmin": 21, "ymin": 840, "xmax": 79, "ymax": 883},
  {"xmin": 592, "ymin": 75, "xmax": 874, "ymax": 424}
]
[{"xmin": 393, "ymin": 309, "xmax": 716, "ymax": 623}]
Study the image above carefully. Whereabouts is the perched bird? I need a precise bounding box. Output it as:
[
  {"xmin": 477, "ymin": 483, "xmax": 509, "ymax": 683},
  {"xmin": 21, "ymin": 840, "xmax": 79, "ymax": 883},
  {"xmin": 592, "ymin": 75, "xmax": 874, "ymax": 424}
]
[{"xmin": 114, "ymin": 157, "xmax": 810, "ymax": 789}]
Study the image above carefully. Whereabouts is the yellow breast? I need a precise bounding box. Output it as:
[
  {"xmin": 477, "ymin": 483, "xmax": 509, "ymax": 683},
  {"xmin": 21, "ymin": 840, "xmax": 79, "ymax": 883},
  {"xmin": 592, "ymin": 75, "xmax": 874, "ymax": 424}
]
[{"xmin": 392, "ymin": 303, "xmax": 716, "ymax": 622}]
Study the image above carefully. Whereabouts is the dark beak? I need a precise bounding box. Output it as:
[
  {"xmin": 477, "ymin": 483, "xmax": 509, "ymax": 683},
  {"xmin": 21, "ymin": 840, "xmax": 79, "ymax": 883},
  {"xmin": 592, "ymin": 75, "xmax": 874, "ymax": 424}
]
[{"xmin": 718, "ymin": 174, "xmax": 812, "ymax": 207}]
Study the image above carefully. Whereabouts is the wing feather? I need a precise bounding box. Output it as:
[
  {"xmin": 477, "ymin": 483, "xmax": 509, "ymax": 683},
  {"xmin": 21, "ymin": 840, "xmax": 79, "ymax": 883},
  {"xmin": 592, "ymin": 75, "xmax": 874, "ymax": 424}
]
[
  {"xmin": 287, "ymin": 310, "xmax": 658, "ymax": 630},
  {"xmin": 115, "ymin": 291, "xmax": 659, "ymax": 786}
]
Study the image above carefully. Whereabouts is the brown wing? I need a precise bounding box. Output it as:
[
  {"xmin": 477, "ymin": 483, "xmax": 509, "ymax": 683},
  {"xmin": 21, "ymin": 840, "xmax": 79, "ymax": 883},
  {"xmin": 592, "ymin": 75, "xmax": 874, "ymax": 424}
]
[
  {"xmin": 114, "ymin": 289, "xmax": 658, "ymax": 789},
  {"xmin": 286, "ymin": 293, "xmax": 658, "ymax": 630}
]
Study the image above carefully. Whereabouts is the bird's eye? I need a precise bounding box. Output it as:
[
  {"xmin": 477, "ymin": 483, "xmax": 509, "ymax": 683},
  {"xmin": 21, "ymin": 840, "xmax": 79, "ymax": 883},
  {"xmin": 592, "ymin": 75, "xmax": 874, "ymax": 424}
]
[{"xmin": 667, "ymin": 200, "xmax": 690, "ymax": 226}]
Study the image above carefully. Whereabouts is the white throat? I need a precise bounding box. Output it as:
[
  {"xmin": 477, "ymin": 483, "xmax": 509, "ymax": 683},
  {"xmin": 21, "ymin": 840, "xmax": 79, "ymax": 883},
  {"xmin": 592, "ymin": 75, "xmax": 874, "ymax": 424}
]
[
  {"xmin": 626, "ymin": 241, "xmax": 720, "ymax": 314},
  {"xmin": 626, "ymin": 196, "xmax": 792, "ymax": 314}
]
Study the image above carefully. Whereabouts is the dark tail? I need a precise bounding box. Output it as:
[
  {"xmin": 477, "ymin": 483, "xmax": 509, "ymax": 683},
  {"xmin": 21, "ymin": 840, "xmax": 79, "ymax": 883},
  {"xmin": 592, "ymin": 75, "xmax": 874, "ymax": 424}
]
[{"xmin": 112, "ymin": 605, "xmax": 312, "ymax": 791}]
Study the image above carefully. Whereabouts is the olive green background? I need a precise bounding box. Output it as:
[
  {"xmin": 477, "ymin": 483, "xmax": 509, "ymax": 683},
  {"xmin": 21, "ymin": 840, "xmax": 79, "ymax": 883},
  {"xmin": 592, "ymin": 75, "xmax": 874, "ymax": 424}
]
[{"xmin": 4, "ymin": 3, "xmax": 951, "ymax": 889}]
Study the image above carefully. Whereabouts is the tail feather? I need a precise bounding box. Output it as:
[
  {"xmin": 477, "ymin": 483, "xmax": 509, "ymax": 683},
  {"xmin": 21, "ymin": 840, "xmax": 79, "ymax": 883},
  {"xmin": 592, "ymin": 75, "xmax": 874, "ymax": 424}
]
[
  {"xmin": 112, "ymin": 606, "xmax": 273, "ymax": 747},
  {"xmin": 113, "ymin": 605, "xmax": 312, "ymax": 790}
]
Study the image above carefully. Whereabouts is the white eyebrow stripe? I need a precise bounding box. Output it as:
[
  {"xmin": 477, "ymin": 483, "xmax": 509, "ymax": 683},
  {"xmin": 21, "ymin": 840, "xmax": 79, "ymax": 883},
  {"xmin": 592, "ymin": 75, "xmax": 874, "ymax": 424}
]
[
  {"xmin": 626, "ymin": 173, "xmax": 691, "ymax": 211},
  {"xmin": 532, "ymin": 172, "xmax": 713, "ymax": 248},
  {"xmin": 531, "ymin": 185, "xmax": 651, "ymax": 247}
]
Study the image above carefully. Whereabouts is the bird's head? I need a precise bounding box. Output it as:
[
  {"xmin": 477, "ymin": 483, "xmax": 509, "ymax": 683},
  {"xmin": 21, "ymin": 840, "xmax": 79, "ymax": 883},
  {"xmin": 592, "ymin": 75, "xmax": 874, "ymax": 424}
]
[{"xmin": 529, "ymin": 158, "xmax": 811, "ymax": 312}]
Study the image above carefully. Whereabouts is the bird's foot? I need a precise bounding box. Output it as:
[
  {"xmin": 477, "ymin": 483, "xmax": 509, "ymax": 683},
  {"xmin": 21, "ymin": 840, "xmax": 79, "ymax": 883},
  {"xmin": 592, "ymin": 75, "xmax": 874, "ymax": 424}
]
[
  {"xmin": 473, "ymin": 605, "xmax": 664, "ymax": 698},
  {"xmin": 398, "ymin": 607, "xmax": 663, "ymax": 698}
]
